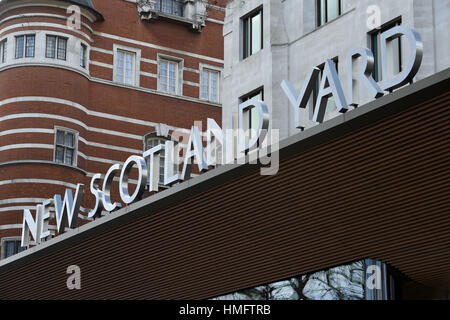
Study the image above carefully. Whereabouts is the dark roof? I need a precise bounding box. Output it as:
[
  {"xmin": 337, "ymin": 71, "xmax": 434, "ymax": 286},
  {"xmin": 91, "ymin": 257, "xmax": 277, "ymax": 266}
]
[{"xmin": 60, "ymin": 0, "xmax": 104, "ymax": 21}]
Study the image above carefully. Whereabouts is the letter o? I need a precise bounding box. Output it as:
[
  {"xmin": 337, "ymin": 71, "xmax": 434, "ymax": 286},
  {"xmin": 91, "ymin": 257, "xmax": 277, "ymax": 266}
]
[{"xmin": 119, "ymin": 156, "xmax": 148, "ymax": 204}]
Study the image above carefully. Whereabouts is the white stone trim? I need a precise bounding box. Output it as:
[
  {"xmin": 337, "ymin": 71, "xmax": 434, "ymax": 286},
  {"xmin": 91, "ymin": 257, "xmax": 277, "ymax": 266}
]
[
  {"xmin": 0, "ymin": 143, "xmax": 54, "ymax": 152},
  {"xmin": 0, "ymin": 128, "xmax": 54, "ymax": 136},
  {"xmin": 0, "ymin": 13, "xmax": 94, "ymax": 34},
  {"xmin": 0, "ymin": 224, "xmax": 23, "ymax": 230},
  {"xmin": 0, "ymin": 22, "xmax": 93, "ymax": 42},
  {"xmin": 0, "ymin": 1, "xmax": 98, "ymax": 23},
  {"xmin": 90, "ymin": 76, "xmax": 221, "ymax": 107},
  {"xmin": 0, "ymin": 179, "xmax": 78, "ymax": 189},
  {"xmin": 141, "ymin": 57, "xmax": 157, "ymax": 65},
  {"xmin": 141, "ymin": 71, "xmax": 157, "ymax": 78},
  {"xmin": 94, "ymin": 30, "xmax": 224, "ymax": 64},
  {"xmin": 90, "ymin": 47, "xmax": 114, "ymax": 55},
  {"xmin": 0, "ymin": 29, "xmax": 90, "ymax": 75},
  {"xmin": 184, "ymin": 67, "xmax": 200, "ymax": 74},
  {"xmin": 90, "ymin": 60, "xmax": 113, "ymax": 69},
  {"xmin": 183, "ymin": 80, "xmax": 199, "ymax": 87},
  {"xmin": 0, "ymin": 95, "xmax": 167, "ymax": 132}
]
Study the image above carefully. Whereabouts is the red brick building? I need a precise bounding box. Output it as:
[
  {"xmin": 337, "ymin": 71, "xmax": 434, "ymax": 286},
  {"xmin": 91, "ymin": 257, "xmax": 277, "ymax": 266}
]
[{"xmin": 0, "ymin": 0, "xmax": 225, "ymax": 259}]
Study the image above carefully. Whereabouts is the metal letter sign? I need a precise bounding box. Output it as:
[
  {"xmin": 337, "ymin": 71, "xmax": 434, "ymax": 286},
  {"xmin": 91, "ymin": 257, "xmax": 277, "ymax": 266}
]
[
  {"xmin": 346, "ymin": 47, "xmax": 384, "ymax": 106},
  {"xmin": 380, "ymin": 26, "xmax": 423, "ymax": 91},
  {"xmin": 282, "ymin": 25, "xmax": 422, "ymax": 125},
  {"xmin": 119, "ymin": 155, "xmax": 148, "ymax": 204},
  {"xmin": 20, "ymin": 25, "xmax": 423, "ymax": 250},
  {"xmin": 54, "ymin": 184, "xmax": 85, "ymax": 234}
]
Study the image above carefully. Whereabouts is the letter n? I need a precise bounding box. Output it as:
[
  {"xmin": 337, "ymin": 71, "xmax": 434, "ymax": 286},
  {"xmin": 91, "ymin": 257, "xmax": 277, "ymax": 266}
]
[{"xmin": 21, "ymin": 207, "xmax": 42, "ymax": 247}]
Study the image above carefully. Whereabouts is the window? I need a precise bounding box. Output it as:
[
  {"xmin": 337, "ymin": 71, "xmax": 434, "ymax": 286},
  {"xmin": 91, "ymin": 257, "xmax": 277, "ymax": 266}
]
[
  {"xmin": 200, "ymin": 69, "xmax": 219, "ymax": 102},
  {"xmin": 241, "ymin": 88, "xmax": 264, "ymax": 136},
  {"xmin": 158, "ymin": 59, "xmax": 178, "ymax": 94},
  {"xmin": 212, "ymin": 259, "xmax": 403, "ymax": 300},
  {"xmin": 154, "ymin": 0, "xmax": 183, "ymax": 17},
  {"xmin": 115, "ymin": 50, "xmax": 136, "ymax": 85},
  {"xmin": 46, "ymin": 35, "xmax": 67, "ymax": 60},
  {"xmin": 54, "ymin": 129, "xmax": 77, "ymax": 166},
  {"xmin": 370, "ymin": 21, "xmax": 402, "ymax": 82},
  {"xmin": 0, "ymin": 39, "xmax": 6, "ymax": 63},
  {"xmin": 242, "ymin": 9, "xmax": 263, "ymax": 59},
  {"xmin": 15, "ymin": 35, "xmax": 35, "ymax": 58},
  {"xmin": 317, "ymin": 0, "xmax": 342, "ymax": 26},
  {"xmin": 144, "ymin": 136, "xmax": 178, "ymax": 185},
  {"xmin": 80, "ymin": 43, "xmax": 87, "ymax": 68},
  {"xmin": 1, "ymin": 238, "xmax": 24, "ymax": 259}
]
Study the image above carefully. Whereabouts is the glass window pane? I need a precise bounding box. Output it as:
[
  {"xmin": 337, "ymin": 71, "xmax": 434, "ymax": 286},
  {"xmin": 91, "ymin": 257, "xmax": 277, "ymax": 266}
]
[
  {"xmin": 125, "ymin": 53, "xmax": 134, "ymax": 84},
  {"xmin": 57, "ymin": 37, "xmax": 67, "ymax": 60},
  {"xmin": 46, "ymin": 36, "xmax": 56, "ymax": 58},
  {"xmin": 392, "ymin": 37, "xmax": 401, "ymax": 75},
  {"xmin": 55, "ymin": 146, "xmax": 64, "ymax": 163},
  {"xmin": 213, "ymin": 260, "xmax": 367, "ymax": 300},
  {"xmin": 1, "ymin": 40, "xmax": 6, "ymax": 63},
  {"xmin": 327, "ymin": 0, "xmax": 340, "ymax": 22},
  {"xmin": 201, "ymin": 86, "xmax": 209, "ymax": 100},
  {"xmin": 319, "ymin": 0, "xmax": 326, "ymax": 25},
  {"xmin": 202, "ymin": 71, "xmax": 209, "ymax": 85},
  {"xmin": 65, "ymin": 132, "xmax": 74, "ymax": 147},
  {"xmin": 25, "ymin": 35, "xmax": 35, "ymax": 57},
  {"xmin": 17, "ymin": 242, "xmax": 25, "ymax": 253},
  {"xmin": 243, "ymin": 18, "xmax": 249, "ymax": 59},
  {"xmin": 15, "ymin": 36, "xmax": 24, "ymax": 58},
  {"xmin": 116, "ymin": 51, "xmax": 124, "ymax": 81},
  {"xmin": 211, "ymin": 91, "xmax": 217, "ymax": 102},
  {"xmin": 372, "ymin": 33, "xmax": 381, "ymax": 82},
  {"xmin": 80, "ymin": 44, "xmax": 86, "ymax": 67},
  {"xmin": 6, "ymin": 241, "xmax": 16, "ymax": 258},
  {"xmin": 250, "ymin": 107, "xmax": 260, "ymax": 131},
  {"xmin": 65, "ymin": 148, "xmax": 74, "ymax": 165},
  {"xmin": 251, "ymin": 12, "xmax": 262, "ymax": 55},
  {"xmin": 56, "ymin": 130, "xmax": 65, "ymax": 145}
]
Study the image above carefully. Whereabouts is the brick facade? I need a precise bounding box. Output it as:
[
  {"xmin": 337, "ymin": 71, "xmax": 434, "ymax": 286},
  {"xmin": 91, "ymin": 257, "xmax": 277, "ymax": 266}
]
[{"xmin": 0, "ymin": 0, "xmax": 224, "ymax": 255}]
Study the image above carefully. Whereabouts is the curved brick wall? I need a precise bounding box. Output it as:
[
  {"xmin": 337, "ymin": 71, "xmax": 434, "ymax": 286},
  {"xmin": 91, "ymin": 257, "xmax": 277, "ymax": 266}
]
[{"xmin": 0, "ymin": 0, "xmax": 224, "ymax": 249}]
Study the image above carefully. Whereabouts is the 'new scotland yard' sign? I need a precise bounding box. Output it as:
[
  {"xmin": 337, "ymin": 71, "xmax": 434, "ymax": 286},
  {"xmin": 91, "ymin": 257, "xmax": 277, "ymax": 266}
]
[{"xmin": 21, "ymin": 25, "xmax": 423, "ymax": 248}]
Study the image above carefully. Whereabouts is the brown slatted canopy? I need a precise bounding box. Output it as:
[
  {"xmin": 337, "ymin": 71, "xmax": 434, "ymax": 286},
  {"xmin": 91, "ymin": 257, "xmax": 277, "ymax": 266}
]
[{"xmin": 0, "ymin": 69, "xmax": 449, "ymax": 299}]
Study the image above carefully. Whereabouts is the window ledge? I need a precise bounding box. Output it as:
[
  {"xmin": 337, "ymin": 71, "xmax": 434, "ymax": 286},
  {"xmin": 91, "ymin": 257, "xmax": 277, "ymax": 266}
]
[{"xmin": 137, "ymin": 0, "xmax": 208, "ymax": 32}]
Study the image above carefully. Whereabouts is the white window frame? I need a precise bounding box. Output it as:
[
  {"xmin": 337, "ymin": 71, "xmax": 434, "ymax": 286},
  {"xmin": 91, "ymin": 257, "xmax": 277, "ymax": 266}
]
[
  {"xmin": 113, "ymin": 44, "xmax": 141, "ymax": 86},
  {"xmin": 157, "ymin": 53, "xmax": 184, "ymax": 95},
  {"xmin": 45, "ymin": 34, "xmax": 68, "ymax": 60},
  {"xmin": 53, "ymin": 126, "xmax": 79, "ymax": 167},
  {"xmin": 80, "ymin": 42, "xmax": 87, "ymax": 68},
  {"xmin": 0, "ymin": 39, "xmax": 7, "ymax": 63},
  {"xmin": 1, "ymin": 237, "xmax": 24, "ymax": 260},
  {"xmin": 15, "ymin": 34, "xmax": 35, "ymax": 59},
  {"xmin": 199, "ymin": 63, "xmax": 222, "ymax": 103},
  {"xmin": 143, "ymin": 134, "xmax": 176, "ymax": 187}
]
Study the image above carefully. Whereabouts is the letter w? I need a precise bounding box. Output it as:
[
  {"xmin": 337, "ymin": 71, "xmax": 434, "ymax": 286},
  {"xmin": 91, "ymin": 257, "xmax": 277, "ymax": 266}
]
[{"xmin": 54, "ymin": 184, "xmax": 85, "ymax": 234}]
